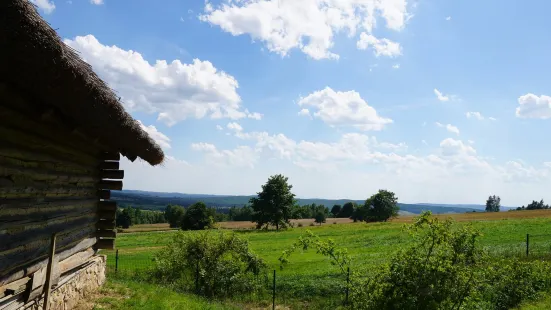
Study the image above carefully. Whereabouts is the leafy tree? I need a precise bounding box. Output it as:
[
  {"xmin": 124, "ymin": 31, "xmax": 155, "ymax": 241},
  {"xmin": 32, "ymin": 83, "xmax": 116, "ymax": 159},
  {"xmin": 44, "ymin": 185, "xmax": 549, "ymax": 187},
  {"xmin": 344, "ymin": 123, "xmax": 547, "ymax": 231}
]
[
  {"xmin": 485, "ymin": 195, "xmax": 501, "ymax": 212},
  {"xmin": 315, "ymin": 211, "xmax": 327, "ymax": 225},
  {"xmin": 228, "ymin": 205, "xmax": 253, "ymax": 221},
  {"xmin": 165, "ymin": 204, "xmax": 185, "ymax": 228},
  {"xmin": 250, "ymin": 174, "xmax": 296, "ymax": 231},
  {"xmin": 524, "ymin": 199, "xmax": 549, "ymax": 210},
  {"xmin": 339, "ymin": 202, "xmax": 356, "ymax": 218},
  {"xmin": 363, "ymin": 189, "xmax": 399, "ymax": 222},
  {"xmin": 116, "ymin": 208, "xmax": 132, "ymax": 228},
  {"xmin": 330, "ymin": 204, "xmax": 342, "ymax": 217},
  {"xmin": 181, "ymin": 202, "xmax": 214, "ymax": 231}
]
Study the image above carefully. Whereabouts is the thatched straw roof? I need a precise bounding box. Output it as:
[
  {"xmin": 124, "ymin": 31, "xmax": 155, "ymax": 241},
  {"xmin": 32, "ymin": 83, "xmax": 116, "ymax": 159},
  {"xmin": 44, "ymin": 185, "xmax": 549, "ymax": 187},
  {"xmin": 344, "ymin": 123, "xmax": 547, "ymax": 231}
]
[{"xmin": 0, "ymin": 0, "xmax": 164, "ymax": 165}]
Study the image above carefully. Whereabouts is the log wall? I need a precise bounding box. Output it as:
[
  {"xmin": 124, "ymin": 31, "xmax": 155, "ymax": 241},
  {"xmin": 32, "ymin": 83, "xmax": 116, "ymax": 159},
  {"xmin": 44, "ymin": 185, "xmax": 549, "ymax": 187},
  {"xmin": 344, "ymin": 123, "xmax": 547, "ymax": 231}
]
[{"xmin": 0, "ymin": 83, "xmax": 121, "ymax": 306}]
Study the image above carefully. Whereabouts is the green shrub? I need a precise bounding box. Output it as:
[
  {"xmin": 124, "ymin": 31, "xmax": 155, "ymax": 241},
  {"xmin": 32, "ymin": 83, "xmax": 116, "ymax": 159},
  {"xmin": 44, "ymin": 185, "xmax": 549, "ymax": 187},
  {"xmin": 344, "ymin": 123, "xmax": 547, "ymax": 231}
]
[
  {"xmin": 153, "ymin": 230, "xmax": 266, "ymax": 298},
  {"xmin": 297, "ymin": 222, "xmax": 303, "ymax": 227},
  {"xmin": 350, "ymin": 211, "xmax": 484, "ymax": 310},
  {"xmin": 309, "ymin": 222, "xmax": 315, "ymax": 226}
]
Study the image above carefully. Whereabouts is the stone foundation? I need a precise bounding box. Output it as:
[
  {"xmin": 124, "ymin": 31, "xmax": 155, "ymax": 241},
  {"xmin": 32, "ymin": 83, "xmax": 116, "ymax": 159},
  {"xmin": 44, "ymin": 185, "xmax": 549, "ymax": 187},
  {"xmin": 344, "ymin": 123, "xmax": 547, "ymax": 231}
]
[{"xmin": 23, "ymin": 255, "xmax": 106, "ymax": 310}]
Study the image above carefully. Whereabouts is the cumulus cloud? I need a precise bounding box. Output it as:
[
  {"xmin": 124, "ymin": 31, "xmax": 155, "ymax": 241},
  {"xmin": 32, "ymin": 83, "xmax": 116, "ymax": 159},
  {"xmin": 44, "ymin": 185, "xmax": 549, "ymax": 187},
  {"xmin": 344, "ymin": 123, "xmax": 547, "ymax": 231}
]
[
  {"xmin": 446, "ymin": 16, "xmax": 451, "ymax": 21},
  {"xmin": 64, "ymin": 35, "xmax": 259, "ymax": 126},
  {"xmin": 434, "ymin": 88, "xmax": 450, "ymax": 102},
  {"xmin": 356, "ymin": 33, "xmax": 402, "ymax": 57},
  {"xmin": 200, "ymin": 0, "xmax": 409, "ymax": 60},
  {"xmin": 227, "ymin": 122, "xmax": 243, "ymax": 132},
  {"xmin": 515, "ymin": 93, "xmax": 551, "ymax": 119},
  {"xmin": 392, "ymin": 64, "xmax": 400, "ymax": 69},
  {"xmin": 137, "ymin": 121, "xmax": 171, "ymax": 150},
  {"xmin": 216, "ymin": 125, "xmax": 223, "ymax": 131},
  {"xmin": 191, "ymin": 143, "xmax": 258, "ymax": 168},
  {"xmin": 31, "ymin": 0, "xmax": 56, "ymax": 14},
  {"xmin": 298, "ymin": 108, "xmax": 311, "ymax": 117},
  {"xmin": 298, "ymin": 87, "xmax": 392, "ymax": 131},
  {"xmin": 440, "ymin": 138, "xmax": 475, "ymax": 156},
  {"xmin": 90, "ymin": 0, "xmax": 103, "ymax": 4},
  {"xmin": 435, "ymin": 122, "xmax": 460, "ymax": 135}
]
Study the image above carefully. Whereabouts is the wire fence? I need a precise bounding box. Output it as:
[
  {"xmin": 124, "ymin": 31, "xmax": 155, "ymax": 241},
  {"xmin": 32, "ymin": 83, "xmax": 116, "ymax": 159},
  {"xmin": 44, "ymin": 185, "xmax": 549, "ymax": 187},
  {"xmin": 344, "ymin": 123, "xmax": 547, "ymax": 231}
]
[
  {"xmin": 104, "ymin": 249, "xmax": 351, "ymax": 308},
  {"xmin": 102, "ymin": 233, "xmax": 551, "ymax": 308}
]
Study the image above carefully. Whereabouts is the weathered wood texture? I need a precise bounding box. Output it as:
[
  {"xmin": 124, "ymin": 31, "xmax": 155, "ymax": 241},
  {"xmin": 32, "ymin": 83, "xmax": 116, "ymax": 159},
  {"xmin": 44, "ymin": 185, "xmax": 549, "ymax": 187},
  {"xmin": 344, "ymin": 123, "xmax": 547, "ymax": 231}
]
[{"xmin": 0, "ymin": 84, "xmax": 121, "ymax": 294}]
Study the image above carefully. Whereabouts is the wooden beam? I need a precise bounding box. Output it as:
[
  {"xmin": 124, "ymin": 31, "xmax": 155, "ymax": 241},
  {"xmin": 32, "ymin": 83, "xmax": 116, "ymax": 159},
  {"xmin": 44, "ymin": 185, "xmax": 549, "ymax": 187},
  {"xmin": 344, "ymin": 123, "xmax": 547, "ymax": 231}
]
[
  {"xmin": 96, "ymin": 230, "xmax": 116, "ymax": 238},
  {"xmin": 98, "ymin": 210, "xmax": 116, "ymax": 221},
  {"xmin": 100, "ymin": 169, "xmax": 124, "ymax": 180},
  {"xmin": 96, "ymin": 220, "xmax": 116, "ymax": 230},
  {"xmin": 98, "ymin": 190, "xmax": 111, "ymax": 200},
  {"xmin": 98, "ymin": 180, "xmax": 123, "ymax": 191},
  {"xmin": 43, "ymin": 234, "xmax": 57, "ymax": 310},
  {"xmin": 0, "ymin": 237, "xmax": 96, "ymax": 287},
  {"xmin": 99, "ymin": 161, "xmax": 119, "ymax": 170},
  {"xmin": 95, "ymin": 239, "xmax": 115, "ymax": 250},
  {"xmin": 98, "ymin": 200, "xmax": 116, "ymax": 212},
  {"xmin": 100, "ymin": 153, "xmax": 120, "ymax": 161}
]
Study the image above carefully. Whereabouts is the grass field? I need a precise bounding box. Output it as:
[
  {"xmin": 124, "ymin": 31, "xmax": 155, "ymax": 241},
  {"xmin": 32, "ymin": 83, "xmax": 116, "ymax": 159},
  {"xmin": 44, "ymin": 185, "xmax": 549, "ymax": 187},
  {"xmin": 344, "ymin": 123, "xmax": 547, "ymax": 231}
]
[{"xmin": 100, "ymin": 210, "xmax": 551, "ymax": 308}]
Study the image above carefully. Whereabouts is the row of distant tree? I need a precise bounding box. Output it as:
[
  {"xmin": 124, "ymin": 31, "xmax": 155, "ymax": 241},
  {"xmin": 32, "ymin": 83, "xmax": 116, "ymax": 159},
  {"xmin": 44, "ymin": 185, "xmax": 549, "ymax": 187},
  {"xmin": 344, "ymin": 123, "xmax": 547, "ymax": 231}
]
[
  {"xmin": 115, "ymin": 174, "xmax": 401, "ymax": 231},
  {"xmin": 115, "ymin": 207, "xmax": 166, "ymax": 228},
  {"xmin": 485, "ymin": 195, "xmax": 551, "ymax": 212}
]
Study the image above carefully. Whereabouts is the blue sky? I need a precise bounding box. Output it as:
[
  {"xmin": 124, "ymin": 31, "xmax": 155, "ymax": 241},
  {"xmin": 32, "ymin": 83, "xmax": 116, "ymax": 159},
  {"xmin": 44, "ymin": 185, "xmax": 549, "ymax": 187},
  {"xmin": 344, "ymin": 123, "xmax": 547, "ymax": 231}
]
[{"xmin": 34, "ymin": 0, "xmax": 551, "ymax": 205}]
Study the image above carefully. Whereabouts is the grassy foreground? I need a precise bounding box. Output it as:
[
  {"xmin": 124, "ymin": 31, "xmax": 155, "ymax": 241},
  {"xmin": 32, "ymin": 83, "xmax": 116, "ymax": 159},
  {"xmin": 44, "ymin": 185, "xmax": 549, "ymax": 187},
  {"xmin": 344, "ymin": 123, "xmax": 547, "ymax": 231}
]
[{"xmin": 98, "ymin": 211, "xmax": 551, "ymax": 308}]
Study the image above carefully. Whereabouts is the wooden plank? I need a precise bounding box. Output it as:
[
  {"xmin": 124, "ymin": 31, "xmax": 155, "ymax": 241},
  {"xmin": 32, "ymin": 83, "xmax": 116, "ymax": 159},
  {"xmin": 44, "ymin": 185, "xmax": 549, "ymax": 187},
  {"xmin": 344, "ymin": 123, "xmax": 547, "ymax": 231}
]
[
  {"xmin": 0, "ymin": 277, "xmax": 30, "ymax": 299},
  {"xmin": 0, "ymin": 146, "xmax": 98, "ymax": 174},
  {"xmin": 101, "ymin": 153, "xmax": 120, "ymax": 161},
  {"xmin": 95, "ymin": 230, "xmax": 116, "ymax": 238},
  {"xmin": 0, "ymin": 215, "xmax": 97, "ymax": 253},
  {"xmin": 0, "ymin": 126, "xmax": 101, "ymax": 167},
  {"xmin": 0, "ymin": 199, "xmax": 98, "ymax": 230},
  {"xmin": 97, "ymin": 180, "xmax": 123, "ymax": 191},
  {"xmin": 100, "ymin": 169, "xmax": 124, "ymax": 180},
  {"xmin": 43, "ymin": 234, "xmax": 57, "ymax": 310},
  {"xmin": 99, "ymin": 161, "xmax": 119, "ymax": 170},
  {"xmin": 95, "ymin": 239, "xmax": 115, "ymax": 250},
  {"xmin": 0, "ymin": 237, "xmax": 96, "ymax": 287},
  {"xmin": 98, "ymin": 190, "xmax": 110, "ymax": 200},
  {"xmin": 96, "ymin": 220, "xmax": 116, "ymax": 230},
  {"xmin": 0, "ymin": 186, "xmax": 97, "ymax": 200},
  {"xmin": 98, "ymin": 200, "xmax": 116, "ymax": 212},
  {"xmin": 0, "ymin": 227, "xmax": 96, "ymax": 279},
  {"xmin": 0, "ymin": 162, "xmax": 98, "ymax": 184},
  {"xmin": 98, "ymin": 210, "xmax": 116, "ymax": 221}
]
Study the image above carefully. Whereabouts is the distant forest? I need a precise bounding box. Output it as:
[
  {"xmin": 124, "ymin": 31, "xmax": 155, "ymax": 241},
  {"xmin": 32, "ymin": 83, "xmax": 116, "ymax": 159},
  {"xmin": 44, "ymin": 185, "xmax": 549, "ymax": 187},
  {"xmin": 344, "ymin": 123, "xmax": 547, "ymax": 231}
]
[{"xmin": 112, "ymin": 189, "xmax": 490, "ymax": 215}]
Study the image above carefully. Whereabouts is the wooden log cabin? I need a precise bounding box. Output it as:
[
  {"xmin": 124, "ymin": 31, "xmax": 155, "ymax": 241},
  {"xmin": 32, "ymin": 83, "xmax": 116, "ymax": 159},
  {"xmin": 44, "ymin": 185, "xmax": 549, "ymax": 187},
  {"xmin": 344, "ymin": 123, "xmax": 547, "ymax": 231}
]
[{"xmin": 0, "ymin": 1, "xmax": 165, "ymax": 309}]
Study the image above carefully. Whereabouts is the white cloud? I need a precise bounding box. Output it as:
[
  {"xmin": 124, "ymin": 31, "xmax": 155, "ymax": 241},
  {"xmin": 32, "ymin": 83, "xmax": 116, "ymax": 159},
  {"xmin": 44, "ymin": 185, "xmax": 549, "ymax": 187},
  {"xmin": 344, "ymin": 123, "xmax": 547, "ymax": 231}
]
[
  {"xmin": 489, "ymin": 117, "xmax": 497, "ymax": 121},
  {"xmin": 434, "ymin": 88, "xmax": 450, "ymax": 102},
  {"xmin": 216, "ymin": 125, "xmax": 223, "ymax": 131},
  {"xmin": 227, "ymin": 122, "xmax": 243, "ymax": 132},
  {"xmin": 446, "ymin": 16, "xmax": 451, "ymax": 21},
  {"xmin": 31, "ymin": 0, "xmax": 56, "ymax": 14},
  {"xmin": 64, "ymin": 35, "xmax": 259, "ymax": 126},
  {"xmin": 466, "ymin": 111, "xmax": 484, "ymax": 120},
  {"xmin": 515, "ymin": 93, "xmax": 551, "ymax": 119},
  {"xmin": 392, "ymin": 64, "xmax": 400, "ymax": 69},
  {"xmin": 298, "ymin": 87, "xmax": 392, "ymax": 131},
  {"xmin": 440, "ymin": 138, "xmax": 475, "ymax": 156},
  {"xmin": 191, "ymin": 143, "xmax": 258, "ymax": 168},
  {"xmin": 137, "ymin": 120, "xmax": 171, "ymax": 150},
  {"xmin": 200, "ymin": 0, "xmax": 409, "ymax": 60},
  {"xmin": 357, "ymin": 33, "xmax": 402, "ymax": 57},
  {"xmin": 435, "ymin": 122, "xmax": 460, "ymax": 135},
  {"xmin": 468, "ymin": 140, "xmax": 475, "ymax": 144},
  {"xmin": 90, "ymin": 0, "xmax": 103, "ymax": 5},
  {"xmin": 298, "ymin": 108, "xmax": 311, "ymax": 117}
]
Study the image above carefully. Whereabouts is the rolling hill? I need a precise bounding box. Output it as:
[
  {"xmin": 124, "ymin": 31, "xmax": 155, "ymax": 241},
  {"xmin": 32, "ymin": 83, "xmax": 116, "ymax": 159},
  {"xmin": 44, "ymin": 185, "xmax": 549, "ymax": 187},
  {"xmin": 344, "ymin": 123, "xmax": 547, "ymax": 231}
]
[{"xmin": 111, "ymin": 190, "xmax": 508, "ymax": 215}]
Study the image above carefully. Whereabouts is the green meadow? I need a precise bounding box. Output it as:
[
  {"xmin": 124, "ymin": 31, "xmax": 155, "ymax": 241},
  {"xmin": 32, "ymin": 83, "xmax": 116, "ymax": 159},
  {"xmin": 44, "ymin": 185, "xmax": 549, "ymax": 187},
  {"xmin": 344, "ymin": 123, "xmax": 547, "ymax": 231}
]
[{"xmin": 100, "ymin": 217, "xmax": 551, "ymax": 309}]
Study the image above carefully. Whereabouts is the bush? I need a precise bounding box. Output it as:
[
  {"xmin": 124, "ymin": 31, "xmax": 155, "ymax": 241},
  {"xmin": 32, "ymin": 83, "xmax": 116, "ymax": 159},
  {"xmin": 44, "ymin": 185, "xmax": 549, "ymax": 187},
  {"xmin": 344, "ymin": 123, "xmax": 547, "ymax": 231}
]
[
  {"xmin": 333, "ymin": 221, "xmax": 337, "ymax": 224},
  {"xmin": 350, "ymin": 211, "xmax": 484, "ymax": 310},
  {"xmin": 298, "ymin": 222, "xmax": 303, "ymax": 227},
  {"xmin": 153, "ymin": 230, "xmax": 266, "ymax": 298},
  {"xmin": 181, "ymin": 202, "xmax": 214, "ymax": 231},
  {"xmin": 309, "ymin": 222, "xmax": 315, "ymax": 227}
]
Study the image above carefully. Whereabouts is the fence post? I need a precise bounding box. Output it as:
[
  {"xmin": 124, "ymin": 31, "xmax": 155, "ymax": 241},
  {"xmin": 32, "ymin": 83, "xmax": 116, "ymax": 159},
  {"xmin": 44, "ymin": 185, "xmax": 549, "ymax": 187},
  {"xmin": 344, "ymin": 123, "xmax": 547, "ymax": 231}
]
[
  {"xmin": 115, "ymin": 249, "xmax": 119, "ymax": 273},
  {"xmin": 526, "ymin": 234, "xmax": 530, "ymax": 256},
  {"xmin": 272, "ymin": 270, "xmax": 276, "ymax": 310},
  {"xmin": 345, "ymin": 267, "xmax": 350, "ymax": 306}
]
